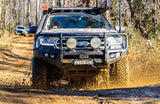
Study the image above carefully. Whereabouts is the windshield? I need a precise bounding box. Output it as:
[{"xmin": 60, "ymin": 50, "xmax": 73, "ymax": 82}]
[
  {"xmin": 17, "ymin": 26, "xmax": 25, "ymax": 29},
  {"xmin": 43, "ymin": 14, "xmax": 112, "ymax": 30}
]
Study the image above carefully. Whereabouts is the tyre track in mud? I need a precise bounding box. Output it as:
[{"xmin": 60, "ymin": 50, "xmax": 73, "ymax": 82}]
[
  {"xmin": 1, "ymin": 86, "xmax": 160, "ymax": 104},
  {"xmin": 0, "ymin": 91, "xmax": 11, "ymax": 104},
  {"xmin": 0, "ymin": 36, "xmax": 33, "ymax": 89}
]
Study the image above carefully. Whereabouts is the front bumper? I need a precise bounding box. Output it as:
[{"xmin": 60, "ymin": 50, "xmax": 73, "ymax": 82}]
[
  {"xmin": 34, "ymin": 48, "xmax": 128, "ymax": 66},
  {"xmin": 33, "ymin": 33, "xmax": 128, "ymax": 66}
]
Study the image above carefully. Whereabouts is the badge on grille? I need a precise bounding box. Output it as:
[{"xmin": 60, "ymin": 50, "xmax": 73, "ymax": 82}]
[{"xmin": 77, "ymin": 41, "xmax": 90, "ymax": 47}]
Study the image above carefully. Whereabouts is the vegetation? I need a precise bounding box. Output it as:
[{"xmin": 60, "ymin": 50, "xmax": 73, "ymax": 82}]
[
  {"xmin": 0, "ymin": 0, "xmax": 159, "ymax": 39},
  {"xmin": 0, "ymin": 0, "xmax": 159, "ymax": 51},
  {"xmin": 0, "ymin": 30, "xmax": 13, "ymax": 50}
]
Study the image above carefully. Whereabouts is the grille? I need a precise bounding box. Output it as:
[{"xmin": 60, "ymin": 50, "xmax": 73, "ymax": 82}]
[{"xmin": 57, "ymin": 34, "xmax": 105, "ymax": 51}]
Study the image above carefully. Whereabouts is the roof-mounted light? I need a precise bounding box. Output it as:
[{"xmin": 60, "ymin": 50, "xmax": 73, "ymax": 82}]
[{"xmin": 43, "ymin": 4, "xmax": 49, "ymax": 10}]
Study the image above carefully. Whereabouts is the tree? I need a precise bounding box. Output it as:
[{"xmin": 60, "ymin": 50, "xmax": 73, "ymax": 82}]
[{"xmin": 28, "ymin": 0, "xmax": 31, "ymax": 26}]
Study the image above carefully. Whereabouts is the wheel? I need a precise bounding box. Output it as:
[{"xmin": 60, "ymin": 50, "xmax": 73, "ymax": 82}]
[
  {"xmin": 32, "ymin": 57, "xmax": 47, "ymax": 89},
  {"xmin": 47, "ymin": 64, "xmax": 61, "ymax": 89},
  {"xmin": 110, "ymin": 56, "xmax": 129, "ymax": 87}
]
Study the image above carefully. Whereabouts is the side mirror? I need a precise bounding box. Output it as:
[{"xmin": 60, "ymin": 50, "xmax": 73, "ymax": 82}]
[
  {"xmin": 114, "ymin": 25, "xmax": 125, "ymax": 33},
  {"xmin": 27, "ymin": 25, "xmax": 38, "ymax": 34}
]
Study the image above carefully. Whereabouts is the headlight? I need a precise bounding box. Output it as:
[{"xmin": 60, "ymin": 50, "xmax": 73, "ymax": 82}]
[
  {"xmin": 66, "ymin": 38, "xmax": 77, "ymax": 49},
  {"xmin": 90, "ymin": 37, "xmax": 101, "ymax": 49},
  {"xmin": 36, "ymin": 36, "xmax": 59, "ymax": 48},
  {"xmin": 107, "ymin": 36, "xmax": 124, "ymax": 49}
]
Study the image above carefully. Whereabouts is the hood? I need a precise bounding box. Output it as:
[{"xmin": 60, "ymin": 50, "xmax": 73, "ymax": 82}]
[{"xmin": 41, "ymin": 28, "xmax": 117, "ymax": 34}]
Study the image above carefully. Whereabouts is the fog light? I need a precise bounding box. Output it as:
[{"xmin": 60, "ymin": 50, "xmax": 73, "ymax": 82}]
[
  {"xmin": 50, "ymin": 54, "xmax": 55, "ymax": 58},
  {"xmin": 66, "ymin": 38, "xmax": 77, "ymax": 49},
  {"xmin": 90, "ymin": 37, "xmax": 101, "ymax": 49},
  {"xmin": 110, "ymin": 53, "xmax": 116, "ymax": 58},
  {"xmin": 44, "ymin": 53, "xmax": 49, "ymax": 57}
]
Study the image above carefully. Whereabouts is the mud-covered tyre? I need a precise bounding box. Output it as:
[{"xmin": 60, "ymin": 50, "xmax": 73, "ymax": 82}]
[
  {"xmin": 111, "ymin": 56, "xmax": 129, "ymax": 87},
  {"xmin": 32, "ymin": 57, "xmax": 47, "ymax": 89}
]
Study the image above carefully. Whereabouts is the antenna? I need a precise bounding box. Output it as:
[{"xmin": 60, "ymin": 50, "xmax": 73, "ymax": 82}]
[
  {"xmin": 105, "ymin": 0, "xmax": 107, "ymax": 9},
  {"xmin": 119, "ymin": 0, "xmax": 121, "ymax": 33}
]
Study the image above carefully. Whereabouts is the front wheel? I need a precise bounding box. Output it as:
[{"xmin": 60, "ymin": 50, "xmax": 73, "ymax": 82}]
[
  {"xmin": 110, "ymin": 56, "xmax": 129, "ymax": 87},
  {"xmin": 32, "ymin": 57, "xmax": 47, "ymax": 89}
]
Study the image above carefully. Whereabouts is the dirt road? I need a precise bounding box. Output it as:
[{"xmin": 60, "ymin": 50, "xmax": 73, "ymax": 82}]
[{"xmin": 0, "ymin": 36, "xmax": 160, "ymax": 104}]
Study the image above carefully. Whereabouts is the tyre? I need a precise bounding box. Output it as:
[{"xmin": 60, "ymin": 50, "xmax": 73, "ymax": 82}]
[
  {"xmin": 110, "ymin": 56, "xmax": 129, "ymax": 87},
  {"xmin": 47, "ymin": 64, "xmax": 61, "ymax": 88},
  {"xmin": 32, "ymin": 57, "xmax": 47, "ymax": 89}
]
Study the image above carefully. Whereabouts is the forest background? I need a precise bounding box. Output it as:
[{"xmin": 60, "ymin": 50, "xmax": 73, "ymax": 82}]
[{"xmin": 0, "ymin": 0, "xmax": 159, "ymax": 39}]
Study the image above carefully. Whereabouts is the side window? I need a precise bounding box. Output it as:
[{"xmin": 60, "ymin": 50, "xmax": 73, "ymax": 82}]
[{"xmin": 45, "ymin": 18, "xmax": 50, "ymax": 30}]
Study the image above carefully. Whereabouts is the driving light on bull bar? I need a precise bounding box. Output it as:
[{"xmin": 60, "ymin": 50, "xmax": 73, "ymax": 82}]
[
  {"xmin": 110, "ymin": 53, "xmax": 116, "ymax": 58},
  {"xmin": 66, "ymin": 38, "xmax": 77, "ymax": 49},
  {"xmin": 90, "ymin": 37, "xmax": 101, "ymax": 49}
]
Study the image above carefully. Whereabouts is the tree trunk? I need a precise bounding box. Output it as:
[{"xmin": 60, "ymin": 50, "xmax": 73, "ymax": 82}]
[
  {"xmin": 0, "ymin": 1, "xmax": 1, "ymax": 22},
  {"xmin": 126, "ymin": 0, "xmax": 148, "ymax": 38},
  {"xmin": 152, "ymin": 0, "xmax": 157, "ymax": 27},
  {"xmin": 86, "ymin": 0, "xmax": 90, "ymax": 7},
  {"xmin": 28, "ymin": 0, "xmax": 31, "ymax": 26},
  {"xmin": 36, "ymin": 0, "xmax": 39, "ymax": 25}
]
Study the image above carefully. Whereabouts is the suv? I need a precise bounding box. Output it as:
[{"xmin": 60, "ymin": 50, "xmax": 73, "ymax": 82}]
[
  {"xmin": 15, "ymin": 25, "xmax": 27, "ymax": 36},
  {"xmin": 32, "ymin": 2, "xmax": 129, "ymax": 89}
]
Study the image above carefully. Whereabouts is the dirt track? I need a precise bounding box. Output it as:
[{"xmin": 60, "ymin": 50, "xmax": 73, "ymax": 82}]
[{"xmin": 0, "ymin": 36, "xmax": 160, "ymax": 104}]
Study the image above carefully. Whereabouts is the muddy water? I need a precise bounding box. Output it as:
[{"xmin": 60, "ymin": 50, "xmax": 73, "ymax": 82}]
[{"xmin": 128, "ymin": 49, "xmax": 160, "ymax": 87}]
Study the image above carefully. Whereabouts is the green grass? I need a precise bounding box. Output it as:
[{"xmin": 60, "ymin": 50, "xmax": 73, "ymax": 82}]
[
  {"xmin": 0, "ymin": 42, "xmax": 12, "ymax": 49},
  {"xmin": 0, "ymin": 36, "xmax": 13, "ymax": 50}
]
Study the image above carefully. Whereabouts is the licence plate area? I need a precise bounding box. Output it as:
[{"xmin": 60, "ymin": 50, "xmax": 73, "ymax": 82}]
[{"xmin": 74, "ymin": 59, "xmax": 93, "ymax": 65}]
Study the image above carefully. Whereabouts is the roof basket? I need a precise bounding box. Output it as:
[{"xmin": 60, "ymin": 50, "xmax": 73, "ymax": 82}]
[{"xmin": 43, "ymin": 0, "xmax": 110, "ymax": 15}]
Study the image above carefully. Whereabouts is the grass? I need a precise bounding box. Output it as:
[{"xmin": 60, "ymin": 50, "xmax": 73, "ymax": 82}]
[
  {"xmin": 0, "ymin": 30, "xmax": 14, "ymax": 50},
  {"xmin": 0, "ymin": 37, "xmax": 13, "ymax": 50},
  {"xmin": 0, "ymin": 42, "xmax": 13, "ymax": 49}
]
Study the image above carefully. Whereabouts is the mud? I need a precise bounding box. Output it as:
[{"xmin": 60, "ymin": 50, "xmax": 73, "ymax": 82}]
[{"xmin": 0, "ymin": 36, "xmax": 160, "ymax": 104}]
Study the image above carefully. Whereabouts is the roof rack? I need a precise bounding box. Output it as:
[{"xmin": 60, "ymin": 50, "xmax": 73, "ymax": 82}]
[
  {"xmin": 43, "ymin": 0, "xmax": 110, "ymax": 15},
  {"xmin": 50, "ymin": 7, "xmax": 106, "ymax": 14}
]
